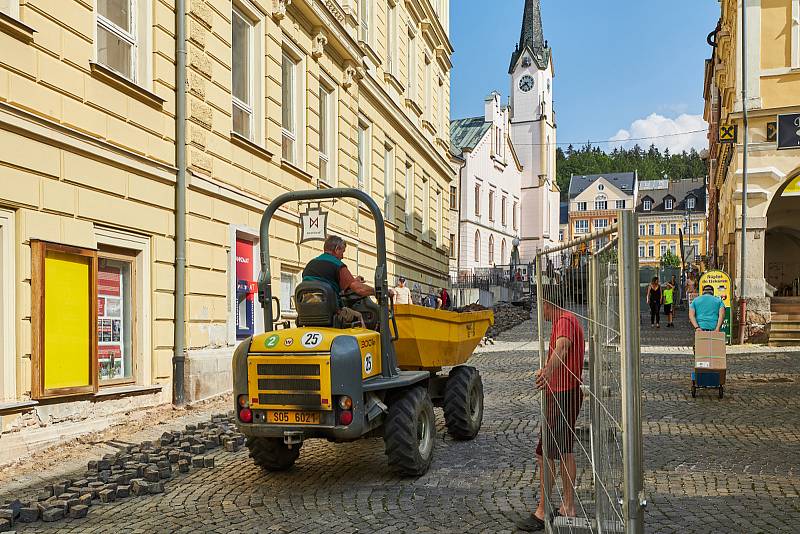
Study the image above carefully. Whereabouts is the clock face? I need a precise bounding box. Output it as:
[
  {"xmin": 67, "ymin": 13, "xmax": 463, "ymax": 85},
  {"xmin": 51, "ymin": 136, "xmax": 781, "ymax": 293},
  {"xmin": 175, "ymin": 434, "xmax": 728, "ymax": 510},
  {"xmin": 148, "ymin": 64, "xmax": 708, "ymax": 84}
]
[{"xmin": 519, "ymin": 75, "xmax": 534, "ymax": 93}]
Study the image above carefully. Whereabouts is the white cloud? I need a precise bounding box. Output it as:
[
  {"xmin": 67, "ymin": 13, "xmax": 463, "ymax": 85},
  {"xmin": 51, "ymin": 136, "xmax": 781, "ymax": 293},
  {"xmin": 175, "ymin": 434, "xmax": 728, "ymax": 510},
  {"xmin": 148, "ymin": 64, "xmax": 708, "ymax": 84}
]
[{"xmin": 609, "ymin": 113, "xmax": 708, "ymax": 153}]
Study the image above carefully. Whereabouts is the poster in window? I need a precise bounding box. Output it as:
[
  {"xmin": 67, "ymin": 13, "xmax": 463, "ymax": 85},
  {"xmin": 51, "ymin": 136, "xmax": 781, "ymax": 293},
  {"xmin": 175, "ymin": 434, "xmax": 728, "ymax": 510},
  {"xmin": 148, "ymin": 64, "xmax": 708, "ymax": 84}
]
[
  {"xmin": 236, "ymin": 238, "xmax": 256, "ymax": 339},
  {"xmin": 106, "ymin": 298, "xmax": 121, "ymax": 318},
  {"xmin": 97, "ymin": 264, "xmax": 126, "ymax": 380}
]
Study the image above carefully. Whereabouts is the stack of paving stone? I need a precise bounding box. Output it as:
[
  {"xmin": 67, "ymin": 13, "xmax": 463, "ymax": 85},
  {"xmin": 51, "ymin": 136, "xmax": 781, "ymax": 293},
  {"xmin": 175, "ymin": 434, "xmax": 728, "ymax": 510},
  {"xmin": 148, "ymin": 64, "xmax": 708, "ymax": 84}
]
[
  {"xmin": 0, "ymin": 412, "xmax": 245, "ymax": 530},
  {"xmin": 485, "ymin": 302, "xmax": 531, "ymax": 338}
]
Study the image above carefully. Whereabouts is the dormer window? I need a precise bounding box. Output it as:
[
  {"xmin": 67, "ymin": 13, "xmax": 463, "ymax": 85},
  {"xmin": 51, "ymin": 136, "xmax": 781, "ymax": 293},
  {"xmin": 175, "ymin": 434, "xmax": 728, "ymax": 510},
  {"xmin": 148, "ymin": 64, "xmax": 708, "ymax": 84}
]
[
  {"xmin": 643, "ymin": 198, "xmax": 653, "ymax": 211},
  {"xmin": 595, "ymin": 195, "xmax": 608, "ymax": 211},
  {"xmin": 665, "ymin": 197, "xmax": 674, "ymax": 210},
  {"xmin": 598, "ymin": 184, "xmax": 605, "ymax": 191},
  {"xmin": 686, "ymin": 196, "xmax": 696, "ymax": 210}
]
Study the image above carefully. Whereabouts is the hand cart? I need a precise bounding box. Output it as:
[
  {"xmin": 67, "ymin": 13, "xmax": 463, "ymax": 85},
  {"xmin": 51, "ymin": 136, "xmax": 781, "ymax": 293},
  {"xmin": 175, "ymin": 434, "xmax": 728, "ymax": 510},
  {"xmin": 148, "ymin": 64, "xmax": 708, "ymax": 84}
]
[{"xmin": 691, "ymin": 368, "xmax": 726, "ymax": 399}]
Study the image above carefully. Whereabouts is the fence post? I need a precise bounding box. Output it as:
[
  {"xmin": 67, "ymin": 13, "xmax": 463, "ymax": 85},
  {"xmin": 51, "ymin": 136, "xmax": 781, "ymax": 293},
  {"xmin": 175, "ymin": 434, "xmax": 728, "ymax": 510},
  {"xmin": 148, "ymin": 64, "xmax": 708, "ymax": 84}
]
[
  {"xmin": 588, "ymin": 251, "xmax": 604, "ymax": 532},
  {"xmin": 534, "ymin": 252, "xmax": 553, "ymax": 533},
  {"xmin": 617, "ymin": 211, "xmax": 645, "ymax": 533}
]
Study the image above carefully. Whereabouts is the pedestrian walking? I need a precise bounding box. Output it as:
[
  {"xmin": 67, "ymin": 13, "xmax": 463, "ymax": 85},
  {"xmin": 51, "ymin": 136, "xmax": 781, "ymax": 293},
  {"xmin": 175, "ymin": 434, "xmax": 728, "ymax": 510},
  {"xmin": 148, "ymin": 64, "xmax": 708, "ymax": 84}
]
[
  {"xmin": 439, "ymin": 287, "xmax": 451, "ymax": 310},
  {"xmin": 689, "ymin": 285, "xmax": 725, "ymax": 332},
  {"xmin": 517, "ymin": 288, "xmax": 585, "ymax": 532},
  {"xmin": 646, "ymin": 276, "xmax": 663, "ymax": 328},
  {"xmin": 664, "ymin": 278, "xmax": 675, "ymax": 328}
]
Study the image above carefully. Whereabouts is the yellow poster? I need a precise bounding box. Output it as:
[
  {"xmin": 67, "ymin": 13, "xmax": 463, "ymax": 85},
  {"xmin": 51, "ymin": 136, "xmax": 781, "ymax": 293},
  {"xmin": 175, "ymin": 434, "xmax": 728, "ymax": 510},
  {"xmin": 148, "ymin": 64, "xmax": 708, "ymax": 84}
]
[
  {"xmin": 783, "ymin": 176, "xmax": 800, "ymax": 197},
  {"xmin": 44, "ymin": 251, "xmax": 91, "ymax": 390},
  {"xmin": 700, "ymin": 270, "xmax": 732, "ymax": 307}
]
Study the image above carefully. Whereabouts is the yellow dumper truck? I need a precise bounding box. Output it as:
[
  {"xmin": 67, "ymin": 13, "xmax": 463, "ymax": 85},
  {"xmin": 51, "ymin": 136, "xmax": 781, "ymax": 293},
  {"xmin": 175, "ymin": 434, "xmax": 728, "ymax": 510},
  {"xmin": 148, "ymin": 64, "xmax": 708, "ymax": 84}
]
[{"xmin": 232, "ymin": 188, "xmax": 493, "ymax": 476}]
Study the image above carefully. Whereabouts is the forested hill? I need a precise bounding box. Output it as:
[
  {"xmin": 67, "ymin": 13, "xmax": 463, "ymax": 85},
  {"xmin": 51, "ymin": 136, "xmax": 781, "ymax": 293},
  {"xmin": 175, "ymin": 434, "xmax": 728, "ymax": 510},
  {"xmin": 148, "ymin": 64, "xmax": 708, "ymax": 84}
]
[{"xmin": 555, "ymin": 144, "xmax": 707, "ymax": 199}]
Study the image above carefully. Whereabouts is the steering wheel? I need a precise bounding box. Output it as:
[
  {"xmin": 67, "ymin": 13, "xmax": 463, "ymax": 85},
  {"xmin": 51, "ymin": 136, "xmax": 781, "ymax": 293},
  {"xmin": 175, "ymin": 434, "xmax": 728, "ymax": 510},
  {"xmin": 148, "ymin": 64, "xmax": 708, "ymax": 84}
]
[{"xmin": 340, "ymin": 289, "xmax": 368, "ymax": 308}]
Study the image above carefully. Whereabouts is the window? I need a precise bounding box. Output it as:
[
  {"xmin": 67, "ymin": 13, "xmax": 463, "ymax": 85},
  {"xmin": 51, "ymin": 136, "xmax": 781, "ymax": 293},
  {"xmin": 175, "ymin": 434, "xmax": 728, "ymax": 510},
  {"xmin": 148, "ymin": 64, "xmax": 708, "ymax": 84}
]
[
  {"xmin": 357, "ymin": 120, "xmax": 371, "ymax": 193},
  {"xmin": 97, "ymin": 251, "xmax": 135, "ymax": 384},
  {"xmin": 643, "ymin": 199, "xmax": 652, "ymax": 211},
  {"xmin": 281, "ymin": 50, "xmax": 303, "ymax": 163},
  {"xmin": 594, "ymin": 219, "xmax": 609, "ymax": 229},
  {"xmin": 686, "ymin": 196, "xmax": 696, "ymax": 210},
  {"xmin": 648, "ymin": 243, "xmax": 655, "ymax": 257},
  {"xmin": 639, "ymin": 245, "xmax": 645, "ymax": 258},
  {"xmin": 639, "ymin": 224, "xmax": 645, "ymax": 236},
  {"xmin": 595, "ymin": 195, "xmax": 608, "ymax": 211},
  {"xmin": 359, "ymin": 0, "xmax": 371, "ymax": 44},
  {"xmin": 438, "ymin": 77, "xmax": 446, "ymax": 134},
  {"xmin": 407, "ymin": 30, "xmax": 417, "ymax": 99},
  {"xmin": 575, "ymin": 220, "xmax": 589, "ymax": 234},
  {"xmin": 660, "ymin": 244, "xmax": 667, "ymax": 257},
  {"xmin": 513, "ymin": 201, "xmax": 518, "ymax": 230},
  {"xmin": 0, "ymin": 0, "xmax": 19, "ymax": 17},
  {"xmin": 692, "ymin": 242, "xmax": 700, "ymax": 258},
  {"xmin": 665, "ymin": 198, "xmax": 674, "ymax": 210},
  {"xmin": 383, "ymin": 144, "xmax": 395, "ymax": 221},
  {"xmin": 692, "ymin": 222, "xmax": 700, "ymax": 235},
  {"xmin": 793, "ymin": 0, "xmax": 800, "ymax": 69},
  {"xmin": 474, "ymin": 184, "xmax": 480, "ymax": 216},
  {"xmin": 96, "ymin": 0, "xmax": 139, "ymax": 81},
  {"xmin": 648, "ymin": 224, "xmax": 655, "ymax": 236},
  {"xmin": 232, "ymin": 7, "xmax": 254, "ymax": 139},
  {"xmin": 422, "ymin": 176, "xmax": 430, "ymax": 241},
  {"xmin": 318, "ymin": 81, "xmax": 336, "ymax": 183},
  {"xmin": 559, "ymin": 229, "xmax": 564, "ymax": 242},
  {"xmin": 660, "ymin": 223, "xmax": 667, "ymax": 235},
  {"xmin": 449, "ymin": 185, "xmax": 457, "ymax": 210},
  {"xmin": 436, "ymin": 188, "xmax": 443, "ymax": 248},
  {"xmin": 405, "ymin": 162, "xmax": 414, "ymax": 232},
  {"xmin": 488, "ymin": 235, "xmax": 495, "ymax": 265},
  {"xmin": 577, "ymin": 202, "xmax": 587, "ymax": 212},
  {"xmin": 386, "ymin": 0, "xmax": 397, "ymax": 75},
  {"xmin": 615, "ymin": 200, "xmax": 626, "ymax": 209},
  {"xmin": 501, "ymin": 196, "xmax": 507, "ymax": 226},
  {"xmin": 0, "ymin": 209, "xmax": 15, "ymax": 402},
  {"xmin": 449, "ymin": 233, "xmax": 456, "ymax": 258},
  {"xmin": 501, "ymin": 239, "xmax": 507, "ymax": 264},
  {"xmin": 670, "ymin": 223, "xmax": 677, "ymax": 235},
  {"xmin": 424, "ymin": 56, "xmax": 432, "ymax": 121},
  {"xmin": 280, "ymin": 272, "xmax": 297, "ymax": 313},
  {"xmin": 597, "ymin": 184, "xmax": 605, "ymax": 191},
  {"xmin": 474, "ymin": 231, "xmax": 480, "ymax": 263},
  {"xmin": 488, "ymin": 190, "xmax": 495, "ymax": 222}
]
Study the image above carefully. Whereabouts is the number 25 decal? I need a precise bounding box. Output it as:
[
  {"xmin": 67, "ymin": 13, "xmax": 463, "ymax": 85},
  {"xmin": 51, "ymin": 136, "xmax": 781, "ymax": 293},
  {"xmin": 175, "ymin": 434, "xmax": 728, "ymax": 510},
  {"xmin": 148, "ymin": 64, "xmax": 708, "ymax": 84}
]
[
  {"xmin": 301, "ymin": 332, "xmax": 322, "ymax": 349},
  {"xmin": 364, "ymin": 353, "xmax": 373, "ymax": 374}
]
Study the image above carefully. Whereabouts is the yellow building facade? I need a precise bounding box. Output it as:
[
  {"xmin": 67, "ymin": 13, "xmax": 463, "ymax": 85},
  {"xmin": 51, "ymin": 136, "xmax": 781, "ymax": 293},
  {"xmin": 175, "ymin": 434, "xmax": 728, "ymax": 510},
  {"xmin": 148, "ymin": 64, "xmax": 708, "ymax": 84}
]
[
  {"xmin": 704, "ymin": 0, "xmax": 800, "ymax": 340},
  {"xmin": 0, "ymin": 0, "xmax": 453, "ymax": 462}
]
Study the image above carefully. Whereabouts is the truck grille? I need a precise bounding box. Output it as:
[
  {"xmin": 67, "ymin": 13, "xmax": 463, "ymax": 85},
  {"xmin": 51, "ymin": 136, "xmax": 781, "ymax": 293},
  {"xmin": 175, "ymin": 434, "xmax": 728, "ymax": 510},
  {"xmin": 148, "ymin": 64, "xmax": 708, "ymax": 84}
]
[{"xmin": 249, "ymin": 355, "xmax": 330, "ymax": 410}]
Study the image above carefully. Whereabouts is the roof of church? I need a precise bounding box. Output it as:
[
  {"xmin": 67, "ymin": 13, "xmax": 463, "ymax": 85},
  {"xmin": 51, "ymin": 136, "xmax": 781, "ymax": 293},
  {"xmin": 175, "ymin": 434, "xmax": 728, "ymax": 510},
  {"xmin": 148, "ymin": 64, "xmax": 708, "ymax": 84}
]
[
  {"xmin": 450, "ymin": 116, "xmax": 492, "ymax": 156},
  {"xmin": 509, "ymin": 0, "xmax": 550, "ymax": 73},
  {"xmin": 568, "ymin": 172, "xmax": 637, "ymax": 200}
]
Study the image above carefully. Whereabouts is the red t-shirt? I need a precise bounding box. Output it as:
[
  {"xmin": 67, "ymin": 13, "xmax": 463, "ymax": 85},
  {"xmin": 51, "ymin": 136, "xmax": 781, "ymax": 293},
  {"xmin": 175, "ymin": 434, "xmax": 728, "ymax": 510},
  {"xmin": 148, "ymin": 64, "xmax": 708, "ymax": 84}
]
[{"xmin": 547, "ymin": 311, "xmax": 585, "ymax": 393}]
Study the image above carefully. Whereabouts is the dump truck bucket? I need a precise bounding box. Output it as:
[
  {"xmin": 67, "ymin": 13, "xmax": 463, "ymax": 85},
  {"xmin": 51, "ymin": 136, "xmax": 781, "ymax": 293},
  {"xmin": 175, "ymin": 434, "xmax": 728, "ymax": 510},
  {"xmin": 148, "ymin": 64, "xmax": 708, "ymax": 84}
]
[{"xmin": 392, "ymin": 305, "xmax": 494, "ymax": 370}]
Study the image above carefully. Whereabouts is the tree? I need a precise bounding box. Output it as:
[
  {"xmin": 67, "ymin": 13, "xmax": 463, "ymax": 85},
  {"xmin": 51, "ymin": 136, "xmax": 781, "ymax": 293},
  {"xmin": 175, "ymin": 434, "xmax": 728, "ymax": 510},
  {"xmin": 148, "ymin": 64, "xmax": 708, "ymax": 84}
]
[{"xmin": 660, "ymin": 250, "xmax": 681, "ymax": 268}]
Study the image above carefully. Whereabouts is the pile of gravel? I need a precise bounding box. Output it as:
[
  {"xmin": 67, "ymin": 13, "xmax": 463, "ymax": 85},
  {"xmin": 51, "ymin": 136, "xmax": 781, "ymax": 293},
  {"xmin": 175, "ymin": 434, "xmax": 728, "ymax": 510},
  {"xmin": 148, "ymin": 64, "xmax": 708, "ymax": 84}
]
[
  {"xmin": 0, "ymin": 412, "xmax": 244, "ymax": 529},
  {"xmin": 486, "ymin": 302, "xmax": 531, "ymax": 338}
]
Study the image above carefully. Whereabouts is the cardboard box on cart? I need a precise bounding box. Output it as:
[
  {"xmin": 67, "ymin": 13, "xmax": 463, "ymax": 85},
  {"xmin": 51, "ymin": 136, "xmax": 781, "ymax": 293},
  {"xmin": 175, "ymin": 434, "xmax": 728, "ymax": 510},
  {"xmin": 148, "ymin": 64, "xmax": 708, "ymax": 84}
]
[{"xmin": 695, "ymin": 331, "xmax": 727, "ymax": 370}]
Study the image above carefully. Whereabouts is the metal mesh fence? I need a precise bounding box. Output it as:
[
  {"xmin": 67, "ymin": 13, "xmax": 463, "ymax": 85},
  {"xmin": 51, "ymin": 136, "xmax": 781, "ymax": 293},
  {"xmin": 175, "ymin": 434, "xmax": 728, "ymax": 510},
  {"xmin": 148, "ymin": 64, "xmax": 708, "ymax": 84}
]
[{"xmin": 535, "ymin": 212, "xmax": 644, "ymax": 534}]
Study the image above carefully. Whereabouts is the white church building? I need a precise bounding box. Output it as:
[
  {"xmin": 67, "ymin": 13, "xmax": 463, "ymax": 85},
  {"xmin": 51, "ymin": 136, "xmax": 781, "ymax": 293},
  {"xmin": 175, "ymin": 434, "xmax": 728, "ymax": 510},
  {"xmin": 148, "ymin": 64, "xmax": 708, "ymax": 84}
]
[{"xmin": 450, "ymin": 0, "xmax": 559, "ymax": 274}]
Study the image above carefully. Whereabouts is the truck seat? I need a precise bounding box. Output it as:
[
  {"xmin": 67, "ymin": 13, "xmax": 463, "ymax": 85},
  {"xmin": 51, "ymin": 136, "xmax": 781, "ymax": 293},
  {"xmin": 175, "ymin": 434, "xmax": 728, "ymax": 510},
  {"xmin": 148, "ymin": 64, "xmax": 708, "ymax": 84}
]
[{"xmin": 295, "ymin": 281, "xmax": 339, "ymax": 327}]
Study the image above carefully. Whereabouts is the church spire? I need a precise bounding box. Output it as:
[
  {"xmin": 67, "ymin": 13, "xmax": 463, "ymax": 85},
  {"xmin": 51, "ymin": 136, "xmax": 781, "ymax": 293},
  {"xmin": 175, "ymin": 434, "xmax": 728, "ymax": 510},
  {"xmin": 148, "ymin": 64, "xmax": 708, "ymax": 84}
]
[{"xmin": 509, "ymin": 0, "xmax": 550, "ymax": 73}]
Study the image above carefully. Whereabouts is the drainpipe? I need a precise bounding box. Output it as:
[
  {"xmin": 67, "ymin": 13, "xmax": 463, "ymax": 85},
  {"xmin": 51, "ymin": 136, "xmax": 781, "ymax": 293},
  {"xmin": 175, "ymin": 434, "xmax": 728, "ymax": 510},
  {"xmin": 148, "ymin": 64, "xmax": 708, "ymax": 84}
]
[
  {"xmin": 173, "ymin": 0, "xmax": 187, "ymax": 405},
  {"xmin": 738, "ymin": 2, "xmax": 749, "ymax": 345}
]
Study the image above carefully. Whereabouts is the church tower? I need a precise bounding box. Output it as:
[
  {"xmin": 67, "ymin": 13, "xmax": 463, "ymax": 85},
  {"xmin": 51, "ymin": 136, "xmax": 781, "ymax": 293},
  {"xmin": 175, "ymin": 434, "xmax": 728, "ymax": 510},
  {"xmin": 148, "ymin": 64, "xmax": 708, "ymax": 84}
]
[{"xmin": 509, "ymin": 0, "xmax": 560, "ymax": 260}]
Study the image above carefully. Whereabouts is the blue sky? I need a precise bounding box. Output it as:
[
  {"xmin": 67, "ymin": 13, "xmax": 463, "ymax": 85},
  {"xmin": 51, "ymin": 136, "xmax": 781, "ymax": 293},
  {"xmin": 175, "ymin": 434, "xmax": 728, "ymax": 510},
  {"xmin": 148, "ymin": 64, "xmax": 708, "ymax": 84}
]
[{"xmin": 450, "ymin": 1, "xmax": 721, "ymax": 152}]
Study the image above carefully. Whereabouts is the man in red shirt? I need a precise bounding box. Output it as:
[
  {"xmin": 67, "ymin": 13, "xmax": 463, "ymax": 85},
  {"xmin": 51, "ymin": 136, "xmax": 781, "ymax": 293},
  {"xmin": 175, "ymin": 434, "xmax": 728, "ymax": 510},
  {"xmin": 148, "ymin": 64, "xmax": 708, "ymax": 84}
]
[{"xmin": 518, "ymin": 290, "xmax": 585, "ymax": 531}]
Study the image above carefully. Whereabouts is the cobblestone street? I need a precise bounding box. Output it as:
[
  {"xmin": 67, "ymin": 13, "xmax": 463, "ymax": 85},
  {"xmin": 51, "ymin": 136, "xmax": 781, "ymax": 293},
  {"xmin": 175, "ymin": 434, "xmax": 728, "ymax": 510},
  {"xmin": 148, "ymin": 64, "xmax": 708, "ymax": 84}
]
[{"xmin": 3, "ymin": 317, "xmax": 800, "ymax": 533}]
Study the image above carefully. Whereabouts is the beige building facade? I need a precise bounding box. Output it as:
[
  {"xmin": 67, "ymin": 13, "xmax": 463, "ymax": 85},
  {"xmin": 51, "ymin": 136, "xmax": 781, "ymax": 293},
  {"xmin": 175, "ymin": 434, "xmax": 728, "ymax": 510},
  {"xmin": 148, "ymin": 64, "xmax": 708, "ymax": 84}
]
[{"xmin": 0, "ymin": 0, "xmax": 453, "ymax": 463}]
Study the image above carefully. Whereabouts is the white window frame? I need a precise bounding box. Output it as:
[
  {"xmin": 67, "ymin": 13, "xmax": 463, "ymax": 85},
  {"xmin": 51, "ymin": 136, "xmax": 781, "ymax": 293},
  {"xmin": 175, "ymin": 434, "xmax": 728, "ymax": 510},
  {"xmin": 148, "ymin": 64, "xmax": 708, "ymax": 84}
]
[
  {"xmin": 594, "ymin": 195, "xmax": 608, "ymax": 211},
  {"xmin": 474, "ymin": 183, "xmax": 481, "ymax": 216},
  {"xmin": 488, "ymin": 189, "xmax": 495, "ymax": 222},
  {"xmin": 227, "ymin": 225, "xmax": 265, "ymax": 346},
  {"xmin": 577, "ymin": 201, "xmax": 587, "ymax": 212},
  {"xmin": 670, "ymin": 243, "xmax": 677, "ymax": 255},
  {"xmin": 660, "ymin": 243, "xmax": 667, "ymax": 257},
  {"xmin": 359, "ymin": 0, "xmax": 372, "ymax": 45},
  {"xmin": 648, "ymin": 224, "xmax": 655, "ymax": 236},
  {"xmin": 474, "ymin": 230, "xmax": 480, "ymax": 263},
  {"xmin": 488, "ymin": 234, "xmax": 494, "ymax": 265},
  {"xmin": 513, "ymin": 200, "xmax": 518, "ymax": 231},
  {"xmin": 792, "ymin": 0, "xmax": 800, "ymax": 69},
  {"xmin": 438, "ymin": 76, "xmax": 446, "ymax": 135},
  {"xmin": 407, "ymin": 28, "xmax": 417, "ymax": 100},
  {"xmin": 639, "ymin": 224, "xmax": 645, "ymax": 236},
  {"xmin": 638, "ymin": 244, "xmax": 645, "ymax": 258},
  {"xmin": 422, "ymin": 176, "xmax": 430, "ymax": 241},
  {"xmin": 281, "ymin": 43, "xmax": 305, "ymax": 165},
  {"xmin": 643, "ymin": 199, "xmax": 652, "ymax": 211},
  {"xmin": 231, "ymin": 2, "xmax": 264, "ymax": 142},
  {"xmin": 384, "ymin": 143, "xmax": 395, "ymax": 221},
  {"xmin": 280, "ymin": 271, "xmax": 299, "ymax": 314},
  {"xmin": 357, "ymin": 119, "xmax": 372, "ymax": 194},
  {"xmin": 0, "ymin": 209, "xmax": 15, "ymax": 401},
  {"xmin": 615, "ymin": 199, "xmax": 625, "ymax": 209},
  {"xmin": 424, "ymin": 54, "xmax": 432, "ymax": 121},
  {"xmin": 670, "ymin": 223, "xmax": 677, "ymax": 235},
  {"xmin": 686, "ymin": 197, "xmax": 696, "ymax": 210},
  {"xmin": 575, "ymin": 220, "xmax": 589, "ymax": 234},
  {"xmin": 692, "ymin": 222, "xmax": 700, "ymax": 235},
  {"xmin": 387, "ymin": 0, "xmax": 398, "ymax": 76},
  {"xmin": 594, "ymin": 219, "xmax": 609, "ymax": 229},
  {"xmin": 405, "ymin": 161, "xmax": 415, "ymax": 233},
  {"xmin": 449, "ymin": 185, "xmax": 457, "ymax": 211},
  {"xmin": 660, "ymin": 223, "xmax": 667, "ymax": 235},
  {"xmin": 318, "ymin": 74, "xmax": 337, "ymax": 185},
  {"xmin": 648, "ymin": 243, "xmax": 655, "ymax": 257},
  {"xmin": 94, "ymin": 226, "xmax": 152, "ymax": 387},
  {"xmin": 95, "ymin": 0, "xmax": 150, "ymax": 84},
  {"xmin": 665, "ymin": 197, "xmax": 674, "ymax": 210},
  {"xmin": 0, "ymin": 0, "xmax": 20, "ymax": 18},
  {"xmin": 501, "ymin": 196, "xmax": 507, "ymax": 227},
  {"xmin": 436, "ymin": 188, "xmax": 443, "ymax": 249}
]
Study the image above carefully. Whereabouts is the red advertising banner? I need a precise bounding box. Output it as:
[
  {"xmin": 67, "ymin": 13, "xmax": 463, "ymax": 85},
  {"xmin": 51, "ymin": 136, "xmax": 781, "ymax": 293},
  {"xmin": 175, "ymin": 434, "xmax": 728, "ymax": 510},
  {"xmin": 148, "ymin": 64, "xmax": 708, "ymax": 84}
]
[{"xmin": 98, "ymin": 266, "xmax": 121, "ymax": 297}]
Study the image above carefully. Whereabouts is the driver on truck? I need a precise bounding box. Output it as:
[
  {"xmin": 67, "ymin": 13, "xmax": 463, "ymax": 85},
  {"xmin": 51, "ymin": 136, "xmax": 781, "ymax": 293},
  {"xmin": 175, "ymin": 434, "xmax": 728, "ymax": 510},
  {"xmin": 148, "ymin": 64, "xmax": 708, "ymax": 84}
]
[{"xmin": 303, "ymin": 235, "xmax": 374, "ymax": 327}]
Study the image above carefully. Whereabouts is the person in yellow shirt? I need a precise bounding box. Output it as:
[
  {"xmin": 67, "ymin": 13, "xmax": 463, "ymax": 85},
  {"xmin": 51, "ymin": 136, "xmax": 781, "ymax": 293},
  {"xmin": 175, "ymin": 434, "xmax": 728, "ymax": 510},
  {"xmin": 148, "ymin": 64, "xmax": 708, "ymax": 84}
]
[{"xmin": 663, "ymin": 278, "xmax": 675, "ymax": 328}]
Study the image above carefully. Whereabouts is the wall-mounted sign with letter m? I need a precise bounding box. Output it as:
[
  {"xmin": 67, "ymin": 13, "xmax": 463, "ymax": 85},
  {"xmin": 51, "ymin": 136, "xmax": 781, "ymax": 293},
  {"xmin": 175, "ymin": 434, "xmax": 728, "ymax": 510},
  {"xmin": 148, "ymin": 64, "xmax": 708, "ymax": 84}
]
[{"xmin": 300, "ymin": 207, "xmax": 328, "ymax": 243}]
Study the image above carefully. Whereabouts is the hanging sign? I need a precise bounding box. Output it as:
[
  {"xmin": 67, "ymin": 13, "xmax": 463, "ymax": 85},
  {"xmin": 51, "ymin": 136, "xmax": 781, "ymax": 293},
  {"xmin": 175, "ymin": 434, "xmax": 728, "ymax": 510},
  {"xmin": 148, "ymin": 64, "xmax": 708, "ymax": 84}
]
[
  {"xmin": 777, "ymin": 113, "xmax": 800, "ymax": 150},
  {"xmin": 699, "ymin": 270, "xmax": 732, "ymax": 344},
  {"xmin": 782, "ymin": 176, "xmax": 800, "ymax": 198},
  {"xmin": 300, "ymin": 207, "xmax": 328, "ymax": 243}
]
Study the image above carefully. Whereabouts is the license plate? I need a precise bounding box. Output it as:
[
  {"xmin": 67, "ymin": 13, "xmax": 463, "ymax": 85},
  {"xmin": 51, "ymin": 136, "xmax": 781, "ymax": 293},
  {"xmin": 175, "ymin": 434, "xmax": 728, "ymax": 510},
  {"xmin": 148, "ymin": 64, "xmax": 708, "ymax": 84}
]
[{"xmin": 267, "ymin": 411, "xmax": 320, "ymax": 425}]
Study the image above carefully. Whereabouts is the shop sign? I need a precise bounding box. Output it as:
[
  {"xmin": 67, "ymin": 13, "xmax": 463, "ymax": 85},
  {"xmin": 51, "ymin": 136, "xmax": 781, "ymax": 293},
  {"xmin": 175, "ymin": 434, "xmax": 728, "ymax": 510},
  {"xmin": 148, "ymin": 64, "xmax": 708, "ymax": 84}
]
[
  {"xmin": 300, "ymin": 207, "xmax": 328, "ymax": 243},
  {"xmin": 699, "ymin": 270, "xmax": 732, "ymax": 344}
]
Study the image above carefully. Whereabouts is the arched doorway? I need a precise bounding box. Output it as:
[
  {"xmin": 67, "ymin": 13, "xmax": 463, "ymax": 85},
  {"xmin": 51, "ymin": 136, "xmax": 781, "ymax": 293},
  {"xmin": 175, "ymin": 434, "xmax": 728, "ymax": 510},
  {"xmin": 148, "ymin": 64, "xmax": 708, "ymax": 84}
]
[{"xmin": 765, "ymin": 174, "xmax": 800, "ymax": 296}]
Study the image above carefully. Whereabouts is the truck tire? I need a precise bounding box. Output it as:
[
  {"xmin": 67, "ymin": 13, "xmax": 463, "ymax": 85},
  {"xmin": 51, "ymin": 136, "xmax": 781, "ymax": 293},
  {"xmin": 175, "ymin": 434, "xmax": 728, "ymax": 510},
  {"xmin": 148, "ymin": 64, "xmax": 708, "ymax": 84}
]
[
  {"xmin": 246, "ymin": 437, "xmax": 301, "ymax": 472},
  {"xmin": 384, "ymin": 387, "xmax": 436, "ymax": 477},
  {"xmin": 443, "ymin": 366, "xmax": 484, "ymax": 440}
]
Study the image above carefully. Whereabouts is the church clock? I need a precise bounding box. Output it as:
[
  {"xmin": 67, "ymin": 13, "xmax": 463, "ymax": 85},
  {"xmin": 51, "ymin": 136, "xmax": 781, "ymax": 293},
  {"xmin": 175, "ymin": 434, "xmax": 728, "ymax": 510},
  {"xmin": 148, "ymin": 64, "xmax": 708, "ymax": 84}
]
[{"xmin": 519, "ymin": 75, "xmax": 534, "ymax": 92}]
